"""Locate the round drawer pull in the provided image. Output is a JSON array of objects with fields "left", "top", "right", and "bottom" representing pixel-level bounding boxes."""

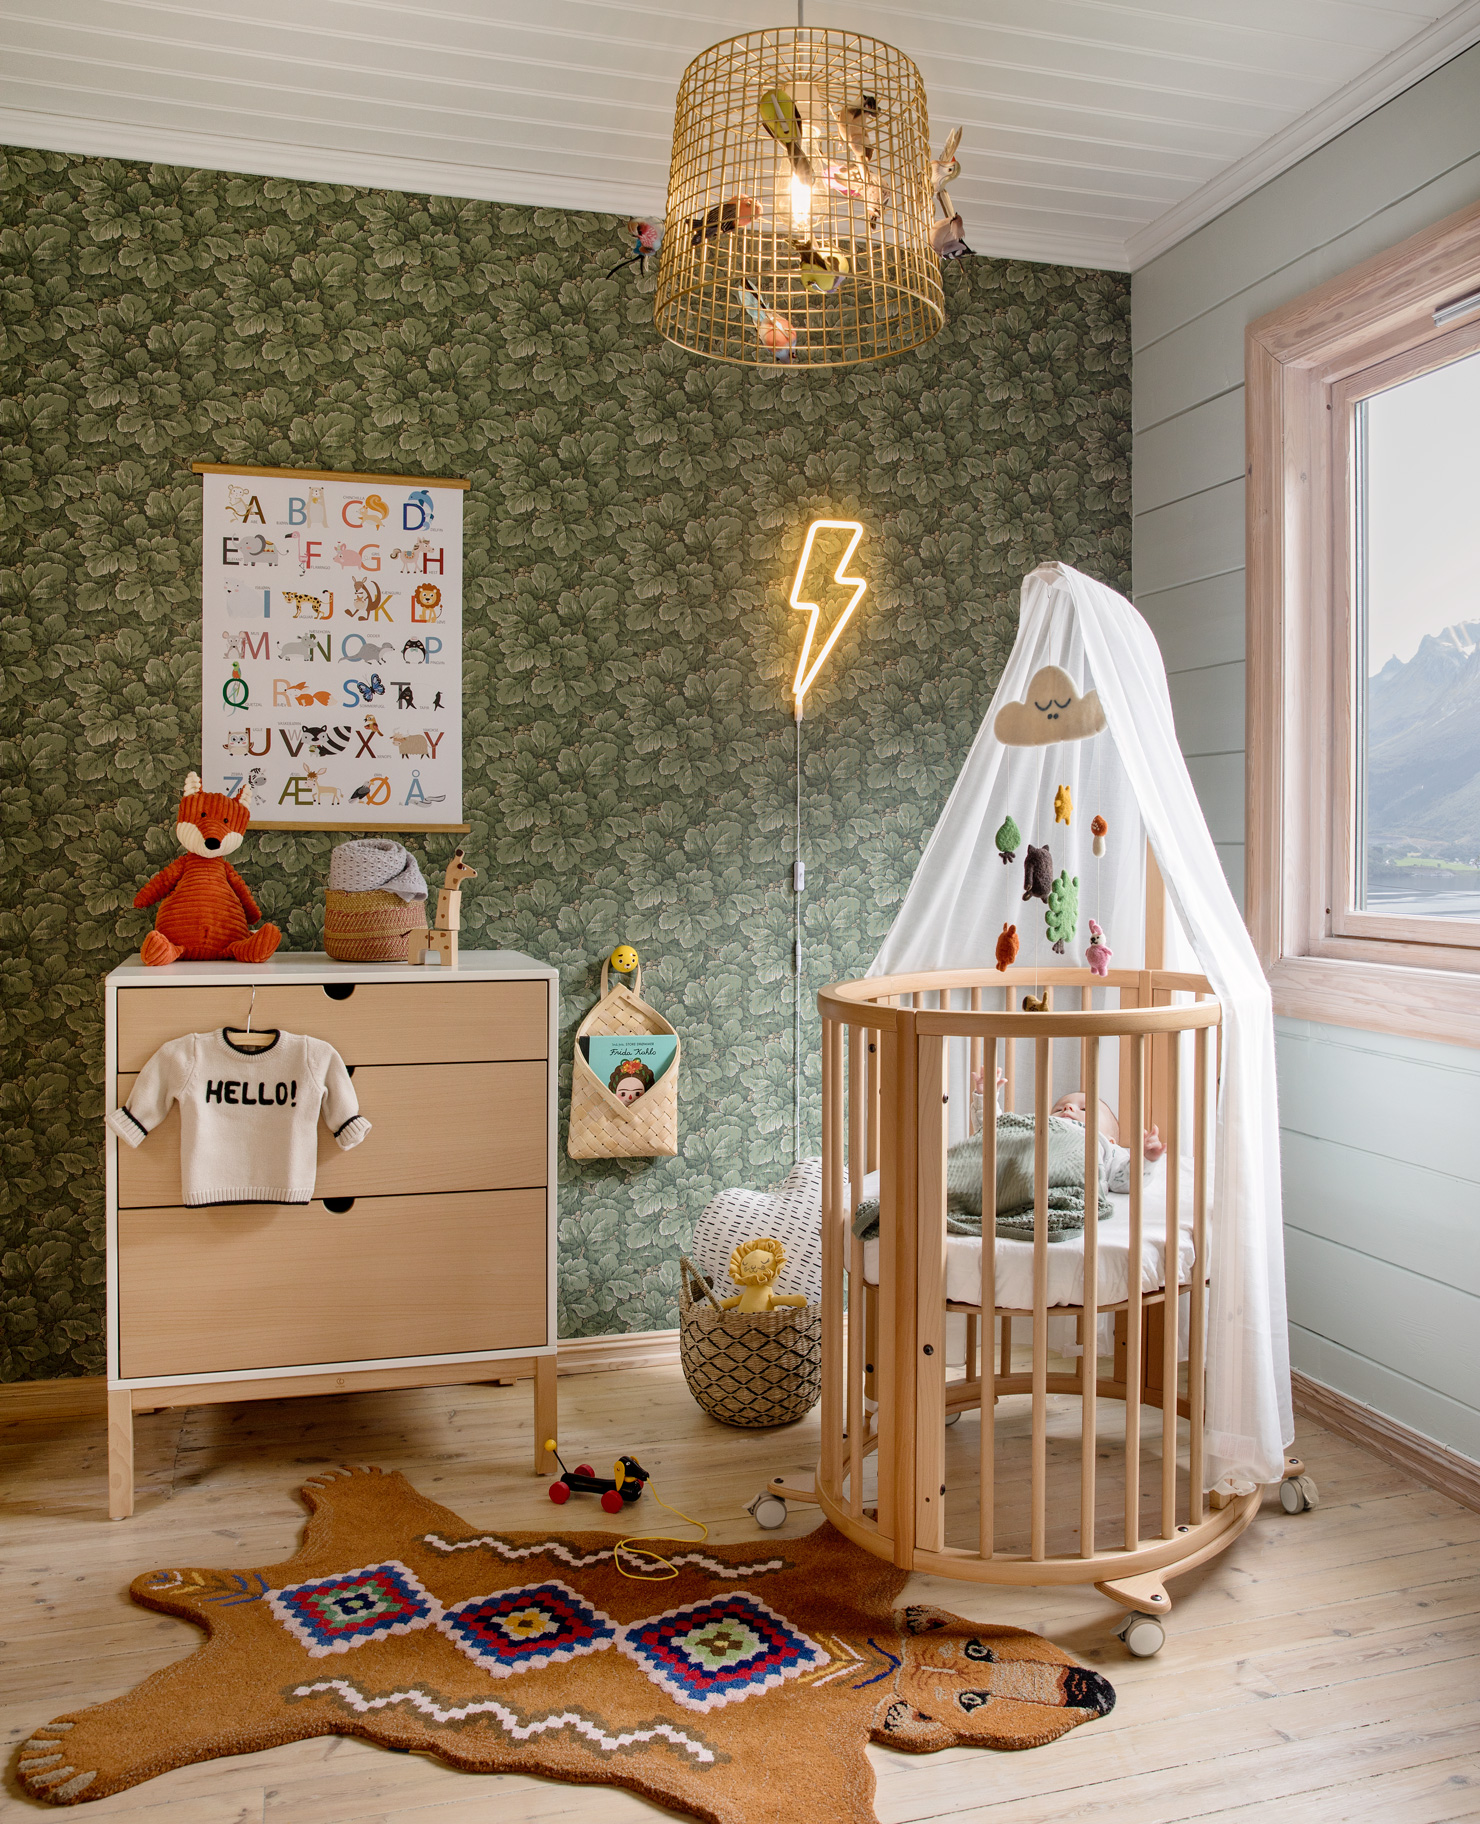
[
  {"left": 323, "top": 984, "right": 356, "bottom": 1001},
  {"left": 323, "top": 1197, "right": 355, "bottom": 1214}
]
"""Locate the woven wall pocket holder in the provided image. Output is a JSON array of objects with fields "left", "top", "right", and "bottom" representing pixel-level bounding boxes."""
[{"left": 567, "top": 959, "right": 680, "bottom": 1160}]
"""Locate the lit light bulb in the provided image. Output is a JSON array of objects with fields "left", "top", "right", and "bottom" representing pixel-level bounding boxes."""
[{"left": 789, "top": 171, "right": 812, "bottom": 226}]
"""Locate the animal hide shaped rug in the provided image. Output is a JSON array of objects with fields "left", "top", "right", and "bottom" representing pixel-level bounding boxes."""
[{"left": 15, "top": 1467, "right": 1115, "bottom": 1821}]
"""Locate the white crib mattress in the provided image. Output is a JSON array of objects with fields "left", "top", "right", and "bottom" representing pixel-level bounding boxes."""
[{"left": 858, "top": 1166, "right": 1194, "bottom": 1311}]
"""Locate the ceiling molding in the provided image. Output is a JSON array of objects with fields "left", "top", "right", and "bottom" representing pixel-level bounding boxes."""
[
  {"left": 964, "top": 225, "right": 1129, "bottom": 273},
  {"left": 1124, "top": 0, "right": 1480, "bottom": 270},
  {"left": 0, "top": 106, "right": 666, "bottom": 222}
]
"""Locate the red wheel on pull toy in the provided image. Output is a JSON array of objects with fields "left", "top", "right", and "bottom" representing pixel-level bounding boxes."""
[
  {"left": 548, "top": 1481, "right": 571, "bottom": 1504},
  {"left": 600, "top": 1489, "right": 624, "bottom": 1515},
  {"left": 574, "top": 1465, "right": 595, "bottom": 1478}
]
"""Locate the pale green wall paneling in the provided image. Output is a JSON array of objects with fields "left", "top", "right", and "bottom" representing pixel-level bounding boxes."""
[
  {"left": 0, "top": 147, "right": 1132, "bottom": 1381},
  {"left": 1133, "top": 48, "right": 1480, "bottom": 1462},
  {"left": 1167, "top": 660, "right": 1243, "bottom": 759}
]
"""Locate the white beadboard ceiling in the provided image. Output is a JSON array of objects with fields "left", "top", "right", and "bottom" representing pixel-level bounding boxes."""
[{"left": 3, "top": 0, "right": 1480, "bottom": 271}]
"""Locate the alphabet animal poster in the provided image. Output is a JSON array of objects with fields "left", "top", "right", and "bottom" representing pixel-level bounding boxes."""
[{"left": 196, "top": 463, "right": 467, "bottom": 831}]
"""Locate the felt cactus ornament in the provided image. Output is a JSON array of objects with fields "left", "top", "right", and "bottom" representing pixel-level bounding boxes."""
[
  {"left": 1045, "top": 870, "right": 1079, "bottom": 954},
  {"left": 1021, "top": 843, "right": 1053, "bottom": 904},
  {"left": 994, "top": 815, "right": 1020, "bottom": 865}
]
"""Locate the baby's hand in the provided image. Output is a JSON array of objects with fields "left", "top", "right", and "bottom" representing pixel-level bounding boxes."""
[{"left": 1143, "top": 1125, "right": 1166, "bottom": 1163}]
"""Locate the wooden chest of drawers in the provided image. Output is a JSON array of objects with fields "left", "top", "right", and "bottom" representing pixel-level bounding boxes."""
[{"left": 103, "top": 951, "right": 559, "bottom": 1519}]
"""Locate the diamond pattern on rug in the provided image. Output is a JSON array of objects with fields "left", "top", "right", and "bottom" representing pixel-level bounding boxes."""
[
  {"left": 617, "top": 1593, "right": 824, "bottom": 1713},
  {"left": 268, "top": 1561, "right": 442, "bottom": 1657},
  {"left": 437, "top": 1580, "right": 616, "bottom": 1678}
]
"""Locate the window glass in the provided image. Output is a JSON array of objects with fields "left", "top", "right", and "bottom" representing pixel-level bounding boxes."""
[{"left": 1355, "top": 347, "right": 1480, "bottom": 918}]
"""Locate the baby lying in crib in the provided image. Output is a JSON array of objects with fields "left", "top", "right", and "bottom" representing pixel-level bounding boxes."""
[
  {"left": 1048, "top": 1091, "right": 1166, "bottom": 1192},
  {"left": 852, "top": 1076, "right": 1164, "bottom": 1245}
]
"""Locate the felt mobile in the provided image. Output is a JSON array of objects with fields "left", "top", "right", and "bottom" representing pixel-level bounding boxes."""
[
  {"left": 1046, "top": 871, "right": 1079, "bottom": 955},
  {"left": 1021, "top": 843, "right": 1053, "bottom": 905},
  {"left": 994, "top": 814, "right": 1020, "bottom": 864},
  {"left": 994, "top": 922, "right": 1019, "bottom": 972},
  {"left": 1091, "top": 813, "right": 1108, "bottom": 857}
]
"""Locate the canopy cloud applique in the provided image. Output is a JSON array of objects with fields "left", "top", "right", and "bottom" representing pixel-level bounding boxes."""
[{"left": 993, "top": 665, "right": 1107, "bottom": 746}]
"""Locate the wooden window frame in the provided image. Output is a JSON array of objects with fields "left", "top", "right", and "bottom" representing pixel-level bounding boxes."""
[{"left": 1246, "top": 196, "right": 1480, "bottom": 1049}]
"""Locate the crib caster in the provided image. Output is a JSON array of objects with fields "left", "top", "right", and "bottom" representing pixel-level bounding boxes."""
[
  {"left": 1117, "top": 1612, "right": 1165, "bottom": 1658},
  {"left": 748, "top": 1492, "right": 788, "bottom": 1530},
  {"left": 945, "top": 1411, "right": 962, "bottom": 1427},
  {"left": 1279, "top": 1474, "right": 1319, "bottom": 1514}
]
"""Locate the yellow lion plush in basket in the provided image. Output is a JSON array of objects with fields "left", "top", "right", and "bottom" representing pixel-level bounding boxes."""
[{"left": 717, "top": 1237, "right": 811, "bottom": 1314}]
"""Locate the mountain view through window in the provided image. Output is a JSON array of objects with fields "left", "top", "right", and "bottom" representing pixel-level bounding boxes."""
[{"left": 1357, "top": 344, "right": 1480, "bottom": 920}]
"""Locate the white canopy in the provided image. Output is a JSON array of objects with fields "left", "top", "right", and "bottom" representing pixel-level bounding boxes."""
[{"left": 870, "top": 561, "right": 1292, "bottom": 1488}]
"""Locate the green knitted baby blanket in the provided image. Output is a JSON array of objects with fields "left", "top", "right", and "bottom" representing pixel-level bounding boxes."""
[{"left": 851, "top": 1114, "right": 1112, "bottom": 1243}]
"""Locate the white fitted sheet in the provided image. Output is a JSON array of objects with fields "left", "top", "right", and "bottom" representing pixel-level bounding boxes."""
[{"left": 858, "top": 1165, "right": 1194, "bottom": 1311}]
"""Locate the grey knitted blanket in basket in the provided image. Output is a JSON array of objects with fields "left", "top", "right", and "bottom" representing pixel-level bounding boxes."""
[
  {"left": 850, "top": 1113, "right": 1113, "bottom": 1244},
  {"left": 327, "top": 839, "right": 428, "bottom": 901}
]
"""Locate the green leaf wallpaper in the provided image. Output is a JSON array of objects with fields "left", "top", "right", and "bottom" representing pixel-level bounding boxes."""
[{"left": 0, "top": 146, "right": 1130, "bottom": 1380}]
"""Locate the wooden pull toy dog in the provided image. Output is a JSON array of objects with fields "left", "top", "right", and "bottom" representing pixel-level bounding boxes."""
[
  {"left": 133, "top": 773, "right": 282, "bottom": 966},
  {"left": 407, "top": 847, "right": 477, "bottom": 967}
]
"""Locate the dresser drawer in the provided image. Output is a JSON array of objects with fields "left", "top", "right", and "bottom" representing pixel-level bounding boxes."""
[
  {"left": 115, "top": 1062, "right": 546, "bottom": 1208},
  {"left": 117, "top": 1189, "right": 547, "bottom": 1377},
  {"left": 115, "top": 980, "right": 547, "bottom": 1071}
]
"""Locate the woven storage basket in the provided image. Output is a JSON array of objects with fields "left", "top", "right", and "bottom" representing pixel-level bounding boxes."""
[
  {"left": 568, "top": 961, "right": 679, "bottom": 1159},
  {"left": 323, "top": 888, "right": 427, "bottom": 963},
  {"left": 678, "top": 1256, "right": 822, "bottom": 1429}
]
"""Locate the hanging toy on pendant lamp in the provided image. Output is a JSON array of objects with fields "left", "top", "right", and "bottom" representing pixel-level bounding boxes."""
[{"left": 739, "top": 280, "right": 797, "bottom": 361}]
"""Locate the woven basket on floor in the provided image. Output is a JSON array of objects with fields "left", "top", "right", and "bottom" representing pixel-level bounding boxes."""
[
  {"left": 679, "top": 1256, "right": 822, "bottom": 1429},
  {"left": 323, "top": 888, "right": 427, "bottom": 962},
  {"left": 568, "top": 961, "right": 680, "bottom": 1159}
]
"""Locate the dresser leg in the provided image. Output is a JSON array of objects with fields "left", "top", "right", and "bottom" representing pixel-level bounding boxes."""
[
  {"left": 534, "top": 1354, "right": 558, "bottom": 1476},
  {"left": 108, "top": 1390, "right": 134, "bottom": 1520}
]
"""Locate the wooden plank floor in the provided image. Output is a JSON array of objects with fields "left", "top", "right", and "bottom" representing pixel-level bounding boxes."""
[{"left": 3, "top": 1364, "right": 1479, "bottom": 1823}]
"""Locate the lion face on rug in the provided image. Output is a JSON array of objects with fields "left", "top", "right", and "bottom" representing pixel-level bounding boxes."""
[{"left": 871, "top": 1603, "right": 1115, "bottom": 1753}]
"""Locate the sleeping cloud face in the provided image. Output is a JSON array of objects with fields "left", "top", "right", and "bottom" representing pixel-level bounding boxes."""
[{"left": 993, "top": 665, "right": 1106, "bottom": 746}]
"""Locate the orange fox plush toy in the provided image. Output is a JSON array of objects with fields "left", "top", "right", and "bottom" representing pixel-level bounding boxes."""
[{"left": 134, "top": 773, "right": 282, "bottom": 966}]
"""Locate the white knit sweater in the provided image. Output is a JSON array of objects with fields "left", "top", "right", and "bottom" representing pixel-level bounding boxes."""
[{"left": 106, "top": 1029, "right": 371, "bottom": 1206}]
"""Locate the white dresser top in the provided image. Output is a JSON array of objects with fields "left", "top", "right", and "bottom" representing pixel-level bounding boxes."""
[{"left": 106, "top": 950, "right": 557, "bottom": 987}]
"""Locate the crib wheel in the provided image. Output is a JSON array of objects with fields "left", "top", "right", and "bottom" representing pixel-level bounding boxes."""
[
  {"left": 1117, "top": 1613, "right": 1165, "bottom": 1658},
  {"left": 945, "top": 1411, "right": 962, "bottom": 1427},
  {"left": 1279, "top": 1474, "right": 1319, "bottom": 1514},
  {"left": 748, "top": 1492, "right": 788, "bottom": 1530}
]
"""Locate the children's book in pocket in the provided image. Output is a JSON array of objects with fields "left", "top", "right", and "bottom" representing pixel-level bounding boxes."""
[{"left": 587, "top": 1034, "right": 677, "bottom": 1106}]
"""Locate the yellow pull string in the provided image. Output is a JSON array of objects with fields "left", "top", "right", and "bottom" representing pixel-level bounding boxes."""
[{"left": 615, "top": 1479, "right": 709, "bottom": 1581}]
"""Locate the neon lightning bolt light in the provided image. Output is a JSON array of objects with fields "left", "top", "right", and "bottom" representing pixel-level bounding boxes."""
[{"left": 789, "top": 519, "right": 867, "bottom": 717}]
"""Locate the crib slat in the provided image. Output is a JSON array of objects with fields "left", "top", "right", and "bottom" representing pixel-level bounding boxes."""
[
  {"left": 1189, "top": 1021, "right": 1211, "bottom": 1524},
  {"left": 821, "top": 1017, "right": 844, "bottom": 1502},
  {"left": 915, "top": 1033, "right": 948, "bottom": 1554},
  {"left": 848, "top": 1024, "right": 866, "bottom": 1520},
  {"left": 1080, "top": 1036, "right": 1100, "bottom": 1559},
  {"left": 979, "top": 1078, "right": 997, "bottom": 1560},
  {"left": 1004, "top": 987, "right": 1016, "bottom": 1113},
  {"left": 969, "top": 986, "right": 982, "bottom": 1136},
  {"left": 878, "top": 1025, "right": 904, "bottom": 1557},
  {"left": 1031, "top": 1036, "right": 1050, "bottom": 1561},
  {"left": 1162, "top": 1030, "right": 1181, "bottom": 1539},
  {"left": 867, "top": 1023, "right": 880, "bottom": 1176},
  {"left": 1125, "top": 1032, "right": 1145, "bottom": 1552}
]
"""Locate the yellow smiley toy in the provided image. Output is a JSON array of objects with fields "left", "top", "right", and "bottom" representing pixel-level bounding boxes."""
[{"left": 609, "top": 944, "right": 639, "bottom": 976}]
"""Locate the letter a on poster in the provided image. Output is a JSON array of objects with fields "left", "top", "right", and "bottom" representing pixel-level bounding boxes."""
[{"left": 194, "top": 463, "right": 467, "bottom": 830}]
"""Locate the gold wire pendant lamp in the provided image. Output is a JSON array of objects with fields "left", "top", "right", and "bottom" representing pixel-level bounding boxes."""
[{"left": 654, "top": 27, "right": 944, "bottom": 369}]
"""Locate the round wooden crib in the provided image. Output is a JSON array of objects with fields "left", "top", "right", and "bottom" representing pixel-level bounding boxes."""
[{"left": 761, "top": 946, "right": 1296, "bottom": 1651}]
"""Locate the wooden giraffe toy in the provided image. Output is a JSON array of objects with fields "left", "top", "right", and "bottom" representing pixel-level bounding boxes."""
[{"left": 407, "top": 848, "right": 477, "bottom": 967}]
